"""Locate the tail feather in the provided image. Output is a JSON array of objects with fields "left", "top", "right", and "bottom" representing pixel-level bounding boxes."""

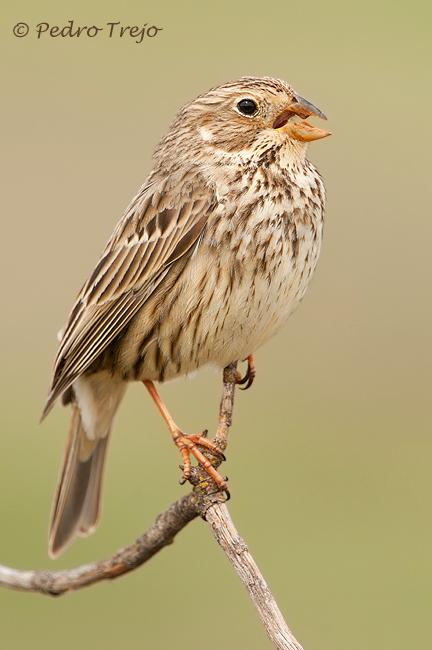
[
  {"left": 48, "top": 372, "right": 126, "bottom": 558},
  {"left": 48, "top": 406, "right": 110, "bottom": 558}
]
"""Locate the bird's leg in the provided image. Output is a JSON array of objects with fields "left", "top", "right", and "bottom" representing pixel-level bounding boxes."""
[
  {"left": 235, "top": 354, "right": 256, "bottom": 390},
  {"left": 142, "top": 380, "right": 228, "bottom": 494}
]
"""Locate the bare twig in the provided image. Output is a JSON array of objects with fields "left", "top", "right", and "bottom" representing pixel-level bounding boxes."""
[
  {"left": 0, "top": 493, "right": 198, "bottom": 595},
  {"left": 0, "top": 361, "right": 305, "bottom": 650},
  {"left": 215, "top": 362, "right": 238, "bottom": 447},
  {"left": 205, "top": 502, "right": 304, "bottom": 650}
]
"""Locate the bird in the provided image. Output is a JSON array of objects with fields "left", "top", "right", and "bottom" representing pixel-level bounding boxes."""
[{"left": 42, "top": 76, "right": 331, "bottom": 558}]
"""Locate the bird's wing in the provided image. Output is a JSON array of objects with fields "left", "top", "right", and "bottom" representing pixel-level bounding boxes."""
[{"left": 42, "top": 170, "right": 216, "bottom": 419}]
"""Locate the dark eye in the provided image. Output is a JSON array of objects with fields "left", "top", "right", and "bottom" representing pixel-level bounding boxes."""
[{"left": 237, "top": 99, "right": 258, "bottom": 116}]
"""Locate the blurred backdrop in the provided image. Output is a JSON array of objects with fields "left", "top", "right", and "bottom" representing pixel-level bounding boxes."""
[{"left": 1, "top": 1, "right": 431, "bottom": 648}]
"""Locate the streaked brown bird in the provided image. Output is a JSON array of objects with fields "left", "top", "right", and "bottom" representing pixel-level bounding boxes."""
[{"left": 42, "top": 76, "right": 330, "bottom": 557}]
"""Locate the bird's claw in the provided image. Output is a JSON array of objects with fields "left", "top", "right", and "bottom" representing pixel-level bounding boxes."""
[
  {"left": 236, "top": 355, "right": 256, "bottom": 390},
  {"left": 175, "top": 433, "right": 228, "bottom": 494}
]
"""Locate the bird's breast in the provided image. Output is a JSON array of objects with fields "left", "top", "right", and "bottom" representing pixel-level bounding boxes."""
[{"left": 121, "top": 162, "right": 324, "bottom": 383}]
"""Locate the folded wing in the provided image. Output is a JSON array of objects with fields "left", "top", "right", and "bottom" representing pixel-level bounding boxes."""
[{"left": 42, "top": 170, "right": 216, "bottom": 418}]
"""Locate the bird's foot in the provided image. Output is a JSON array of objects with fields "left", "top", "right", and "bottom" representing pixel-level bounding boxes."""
[
  {"left": 175, "top": 433, "right": 229, "bottom": 498},
  {"left": 236, "top": 354, "right": 256, "bottom": 390},
  {"left": 143, "top": 380, "right": 229, "bottom": 497}
]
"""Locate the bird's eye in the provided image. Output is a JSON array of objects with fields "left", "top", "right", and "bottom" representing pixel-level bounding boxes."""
[{"left": 237, "top": 99, "right": 258, "bottom": 116}]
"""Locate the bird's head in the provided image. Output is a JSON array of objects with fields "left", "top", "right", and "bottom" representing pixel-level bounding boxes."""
[{"left": 156, "top": 77, "right": 330, "bottom": 165}]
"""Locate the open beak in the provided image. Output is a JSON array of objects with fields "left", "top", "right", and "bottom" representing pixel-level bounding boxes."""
[{"left": 273, "top": 93, "right": 331, "bottom": 142}]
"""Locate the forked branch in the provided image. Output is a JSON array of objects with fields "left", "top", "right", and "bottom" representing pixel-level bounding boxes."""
[{"left": 0, "top": 362, "right": 305, "bottom": 650}]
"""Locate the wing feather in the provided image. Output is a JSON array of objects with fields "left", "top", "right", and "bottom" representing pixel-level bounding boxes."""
[{"left": 42, "top": 171, "right": 216, "bottom": 419}]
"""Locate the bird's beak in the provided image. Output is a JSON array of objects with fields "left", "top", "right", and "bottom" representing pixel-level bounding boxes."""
[
  {"left": 273, "top": 93, "right": 331, "bottom": 142},
  {"left": 291, "top": 93, "right": 327, "bottom": 120},
  {"left": 283, "top": 120, "right": 331, "bottom": 142}
]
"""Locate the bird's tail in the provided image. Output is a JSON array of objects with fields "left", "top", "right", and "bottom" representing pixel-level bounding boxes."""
[{"left": 48, "top": 374, "right": 125, "bottom": 558}]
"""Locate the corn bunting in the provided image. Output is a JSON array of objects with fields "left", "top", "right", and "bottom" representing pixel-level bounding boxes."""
[{"left": 42, "top": 76, "right": 330, "bottom": 557}]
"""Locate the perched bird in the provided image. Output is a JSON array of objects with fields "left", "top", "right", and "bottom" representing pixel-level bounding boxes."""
[{"left": 42, "top": 76, "right": 330, "bottom": 558}]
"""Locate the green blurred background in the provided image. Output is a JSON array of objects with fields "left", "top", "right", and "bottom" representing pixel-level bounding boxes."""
[{"left": 1, "top": 0, "right": 431, "bottom": 648}]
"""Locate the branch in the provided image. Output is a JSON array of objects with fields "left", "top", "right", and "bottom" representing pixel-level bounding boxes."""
[
  {"left": 0, "top": 493, "right": 198, "bottom": 595},
  {"left": 0, "top": 361, "right": 305, "bottom": 650},
  {"left": 205, "top": 502, "right": 304, "bottom": 650}
]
